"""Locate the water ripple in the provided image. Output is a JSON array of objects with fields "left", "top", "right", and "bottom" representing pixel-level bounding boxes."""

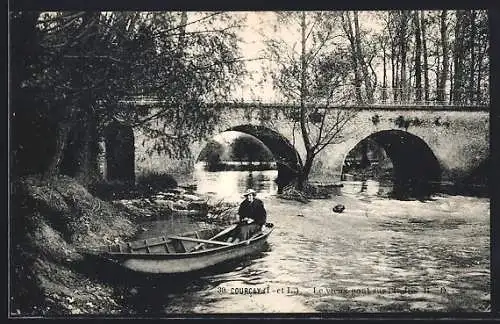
[{"left": 125, "top": 176, "right": 489, "bottom": 314}]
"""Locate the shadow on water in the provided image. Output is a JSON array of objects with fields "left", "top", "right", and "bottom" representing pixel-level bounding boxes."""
[
  {"left": 378, "top": 218, "right": 468, "bottom": 232},
  {"left": 75, "top": 243, "right": 271, "bottom": 315},
  {"left": 343, "top": 177, "right": 488, "bottom": 201},
  {"left": 122, "top": 246, "right": 271, "bottom": 314}
]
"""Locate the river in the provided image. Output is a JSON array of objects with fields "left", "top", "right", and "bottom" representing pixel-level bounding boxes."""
[{"left": 123, "top": 166, "right": 490, "bottom": 314}]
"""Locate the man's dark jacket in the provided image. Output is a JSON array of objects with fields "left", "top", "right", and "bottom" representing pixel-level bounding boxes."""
[{"left": 238, "top": 198, "right": 267, "bottom": 225}]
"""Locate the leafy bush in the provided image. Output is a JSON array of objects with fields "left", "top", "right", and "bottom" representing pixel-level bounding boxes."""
[{"left": 136, "top": 172, "right": 178, "bottom": 193}]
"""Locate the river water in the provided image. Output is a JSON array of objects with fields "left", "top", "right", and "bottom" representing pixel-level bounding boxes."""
[{"left": 124, "top": 166, "right": 490, "bottom": 314}]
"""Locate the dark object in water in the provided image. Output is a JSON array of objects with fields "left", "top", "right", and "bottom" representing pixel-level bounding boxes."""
[{"left": 332, "top": 204, "right": 345, "bottom": 213}]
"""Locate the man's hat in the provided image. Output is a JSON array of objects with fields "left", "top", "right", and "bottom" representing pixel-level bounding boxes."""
[{"left": 242, "top": 189, "right": 257, "bottom": 197}]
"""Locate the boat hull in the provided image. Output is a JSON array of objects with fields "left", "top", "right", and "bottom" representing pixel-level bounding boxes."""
[
  {"left": 122, "top": 236, "right": 269, "bottom": 274},
  {"left": 81, "top": 225, "right": 273, "bottom": 274}
]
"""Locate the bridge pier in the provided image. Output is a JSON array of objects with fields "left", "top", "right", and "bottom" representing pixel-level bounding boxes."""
[
  {"left": 104, "top": 121, "right": 135, "bottom": 184},
  {"left": 126, "top": 105, "right": 488, "bottom": 197}
]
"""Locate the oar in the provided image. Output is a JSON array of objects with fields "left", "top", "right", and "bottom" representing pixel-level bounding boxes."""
[
  {"left": 191, "top": 223, "right": 239, "bottom": 251},
  {"left": 209, "top": 223, "right": 239, "bottom": 241},
  {"left": 167, "top": 235, "right": 233, "bottom": 246}
]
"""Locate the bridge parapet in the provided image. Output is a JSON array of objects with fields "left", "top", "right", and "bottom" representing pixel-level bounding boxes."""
[
  {"left": 122, "top": 85, "right": 489, "bottom": 111},
  {"left": 122, "top": 99, "right": 489, "bottom": 112}
]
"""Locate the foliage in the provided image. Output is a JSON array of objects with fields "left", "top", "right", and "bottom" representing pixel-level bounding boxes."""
[
  {"left": 197, "top": 140, "right": 225, "bottom": 161},
  {"left": 261, "top": 11, "right": 359, "bottom": 189},
  {"left": 10, "top": 11, "right": 247, "bottom": 180},
  {"left": 136, "top": 171, "right": 178, "bottom": 192},
  {"left": 229, "top": 135, "right": 274, "bottom": 163},
  {"left": 261, "top": 10, "right": 488, "bottom": 191},
  {"left": 377, "top": 10, "right": 489, "bottom": 104},
  {"left": 197, "top": 140, "right": 226, "bottom": 171}
]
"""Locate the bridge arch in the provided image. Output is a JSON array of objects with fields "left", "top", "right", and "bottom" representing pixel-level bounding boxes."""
[
  {"left": 197, "top": 124, "right": 302, "bottom": 191},
  {"left": 341, "top": 130, "right": 441, "bottom": 198}
]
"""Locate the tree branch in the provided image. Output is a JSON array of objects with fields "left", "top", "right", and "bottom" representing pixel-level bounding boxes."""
[
  {"left": 162, "top": 25, "right": 244, "bottom": 37},
  {"left": 314, "top": 111, "right": 356, "bottom": 154},
  {"left": 151, "top": 12, "right": 224, "bottom": 37},
  {"left": 62, "top": 54, "right": 144, "bottom": 66},
  {"left": 37, "top": 12, "right": 87, "bottom": 33}
]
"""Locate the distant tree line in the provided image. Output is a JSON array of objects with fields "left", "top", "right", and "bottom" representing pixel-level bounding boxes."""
[
  {"left": 262, "top": 10, "right": 488, "bottom": 191},
  {"left": 372, "top": 10, "right": 488, "bottom": 105},
  {"left": 197, "top": 135, "right": 275, "bottom": 171}
]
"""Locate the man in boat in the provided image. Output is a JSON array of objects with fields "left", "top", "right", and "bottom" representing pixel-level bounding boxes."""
[{"left": 229, "top": 189, "right": 267, "bottom": 243}]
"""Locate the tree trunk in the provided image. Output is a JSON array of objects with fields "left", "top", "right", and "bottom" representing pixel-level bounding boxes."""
[
  {"left": 382, "top": 42, "right": 388, "bottom": 102},
  {"left": 60, "top": 95, "right": 101, "bottom": 186},
  {"left": 414, "top": 11, "right": 422, "bottom": 102},
  {"left": 476, "top": 38, "right": 486, "bottom": 103},
  {"left": 354, "top": 12, "right": 374, "bottom": 103},
  {"left": 178, "top": 11, "right": 188, "bottom": 53},
  {"left": 296, "top": 11, "right": 314, "bottom": 191},
  {"left": 297, "top": 153, "right": 314, "bottom": 190},
  {"left": 64, "top": 13, "right": 102, "bottom": 186},
  {"left": 468, "top": 10, "right": 476, "bottom": 103},
  {"left": 438, "top": 10, "right": 449, "bottom": 103},
  {"left": 391, "top": 41, "right": 396, "bottom": 102},
  {"left": 391, "top": 13, "right": 400, "bottom": 102},
  {"left": 396, "top": 11, "right": 409, "bottom": 102},
  {"left": 395, "top": 53, "right": 400, "bottom": 102},
  {"left": 477, "top": 11, "right": 488, "bottom": 104},
  {"left": 44, "top": 124, "right": 71, "bottom": 179},
  {"left": 420, "top": 11, "right": 430, "bottom": 102},
  {"left": 104, "top": 121, "right": 136, "bottom": 184},
  {"left": 388, "top": 12, "right": 397, "bottom": 102},
  {"left": 435, "top": 55, "right": 440, "bottom": 100},
  {"left": 449, "top": 61, "right": 454, "bottom": 103},
  {"left": 76, "top": 107, "right": 100, "bottom": 185},
  {"left": 342, "top": 12, "right": 363, "bottom": 103},
  {"left": 453, "top": 10, "right": 465, "bottom": 104},
  {"left": 299, "top": 11, "right": 312, "bottom": 188}
]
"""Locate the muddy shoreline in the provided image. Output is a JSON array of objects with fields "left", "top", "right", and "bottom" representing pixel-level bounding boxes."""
[{"left": 10, "top": 175, "right": 239, "bottom": 317}]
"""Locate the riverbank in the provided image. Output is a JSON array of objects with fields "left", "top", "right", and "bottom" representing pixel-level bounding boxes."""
[
  {"left": 10, "top": 172, "right": 490, "bottom": 315},
  {"left": 10, "top": 175, "right": 237, "bottom": 316}
]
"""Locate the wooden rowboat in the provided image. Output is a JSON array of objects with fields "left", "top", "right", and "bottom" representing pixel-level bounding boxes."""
[{"left": 78, "top": 223, "right": 274, "bottom": 274}]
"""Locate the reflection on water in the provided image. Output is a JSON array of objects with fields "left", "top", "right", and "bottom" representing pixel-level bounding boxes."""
[
  {"left": 341, "top": 180, "right": 394, "bottom": 197},
  {"left": 193, "top": 162, "right": 278, "bottom": 203},
  {"left": 124, "top": 167, "right": 490, "bottom": 314}
]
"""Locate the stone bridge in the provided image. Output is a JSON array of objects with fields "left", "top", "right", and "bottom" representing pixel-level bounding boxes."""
[{"left": 109, "top": 103, "right": 489, "bottom": 194}]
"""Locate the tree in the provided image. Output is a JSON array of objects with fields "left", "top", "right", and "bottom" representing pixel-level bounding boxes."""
[
  {"left": 376, "top": 10, "right": 488, "bottom": 106},
  {"left": 450, "top": 10, "right": 489, "bottom": 105},
  {"left": 341, "top": 11, "right": 377, "bottom": 104},
  {"left": 10, "top": 11, "right": 247, "bottom": 185},
  {"left": 437, "top": 10, "right": 449, "bottom": 103},
  {"left": 396, "top": 11, "right": 412, "bottom": 102},
  {"left": 230, "top": 135, "right": 274, "bottom": 164},
  {"left": 197, "top": 140, "right": 225, "bottom": 171},
  {"left": 414, "top": 10, "right": 423, "bottom": 102},
  {"left": 420, "top": 11, "right": 430, "bottom": 102},
  {"left": 262, "top": 11, "right": 358, "bottom": 190}
]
